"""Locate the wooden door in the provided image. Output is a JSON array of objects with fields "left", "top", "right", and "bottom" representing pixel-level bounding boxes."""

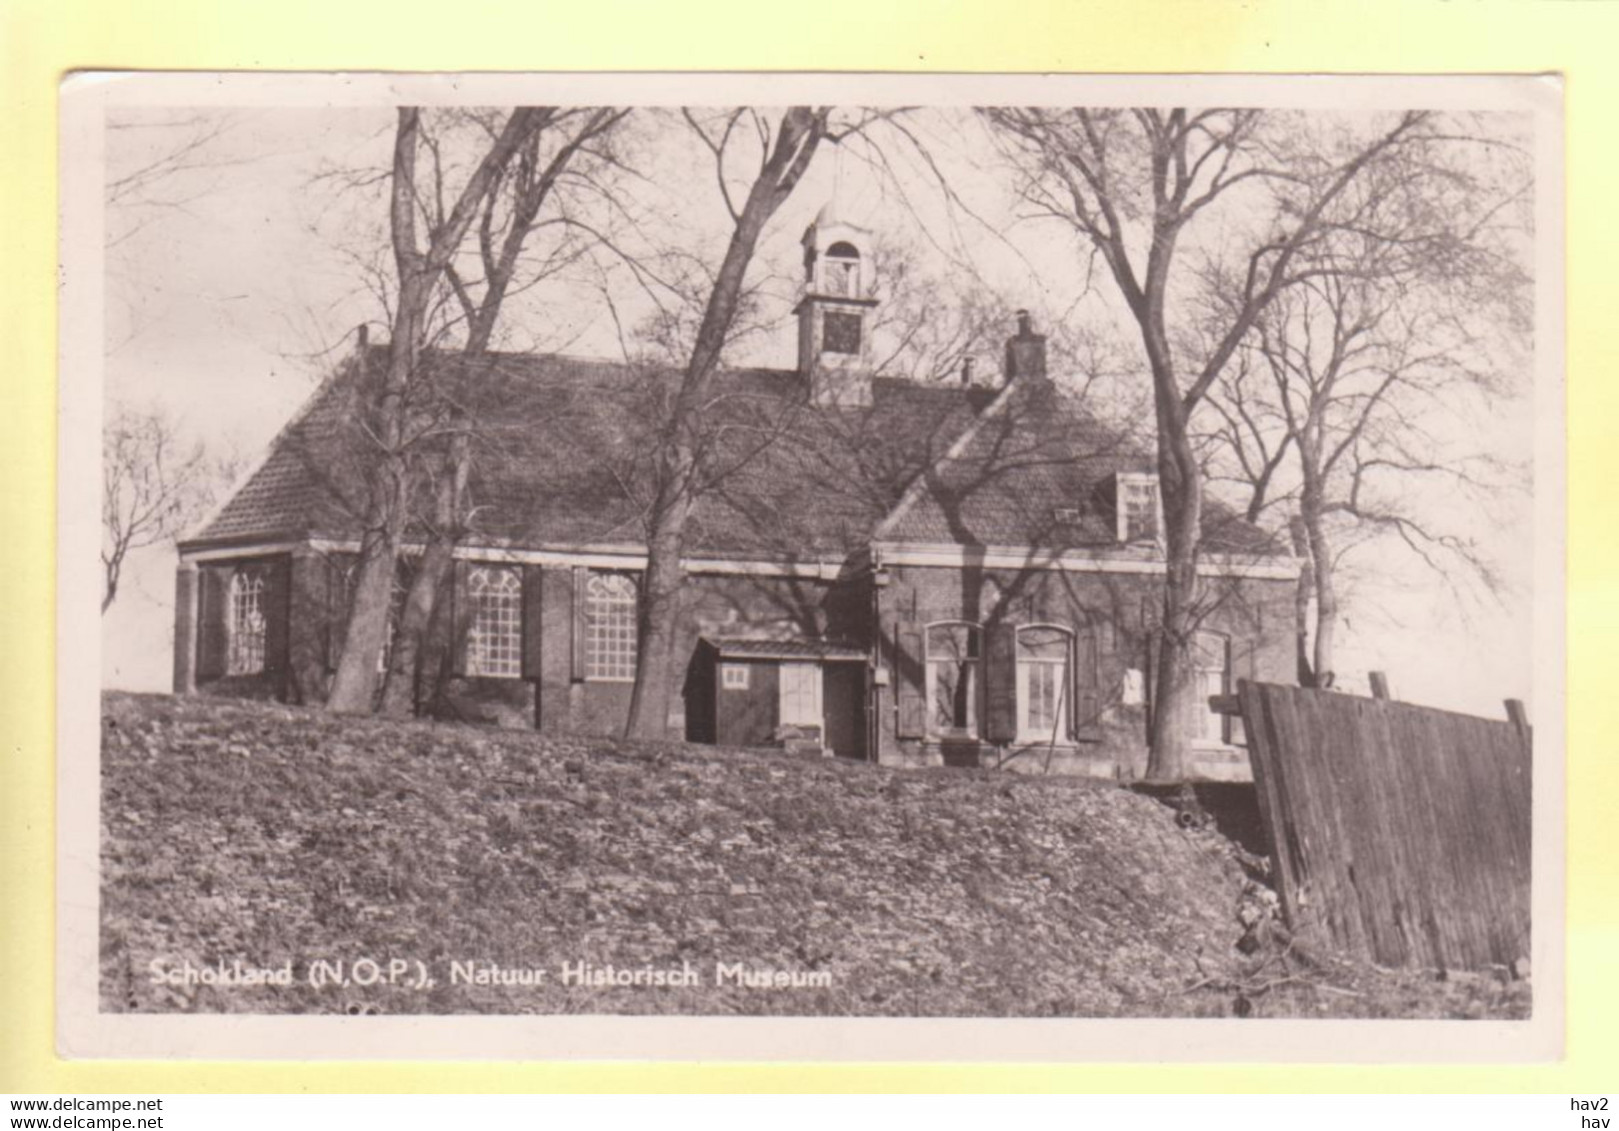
[{"left": 821, "top": 662, "right": 867, "bottom": 760}]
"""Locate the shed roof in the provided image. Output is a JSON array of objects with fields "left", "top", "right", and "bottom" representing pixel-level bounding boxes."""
[{"left": 706, "top": 637, "right": 869, "bottom": 661}]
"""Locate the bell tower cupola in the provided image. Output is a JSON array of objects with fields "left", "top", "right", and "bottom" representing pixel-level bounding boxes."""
[{"left": 795, "top": 200, "right": 878, "bottom": 407}]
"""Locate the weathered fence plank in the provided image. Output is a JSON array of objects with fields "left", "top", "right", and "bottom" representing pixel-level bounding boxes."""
[{"left": 1232, "top": 680, "right": 1531, "bottom": 971}]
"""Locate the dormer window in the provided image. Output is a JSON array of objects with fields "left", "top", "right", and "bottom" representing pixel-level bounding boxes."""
[{"left": 1116, "top": 472, "right": 1161, "bottom": 543}]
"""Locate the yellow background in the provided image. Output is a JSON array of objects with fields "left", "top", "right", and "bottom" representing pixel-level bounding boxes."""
[{"left": 2, "top": 0, "right": 1612, "bottom": 1092}]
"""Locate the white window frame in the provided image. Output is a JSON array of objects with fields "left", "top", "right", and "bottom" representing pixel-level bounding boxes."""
[
  {"left": 821, "top": 244, "right": 861, "bottom": 296},
  {"left": 1015, "top": 624, "right": 1074, "bottom": 744},
  {"left": 778, "top": 662, "right": 823, "bottom": 728},
  {"left": 721, "top": 663, "right": 750, "bottom": 690},
  {"left": 465, "top": 565, "right": 523, "bottom": 678},
  {"left": 1191, "top": 630, "right": 1231, "bottom": 748},
  {"left": 584, "top": 570, "right": 638, "bottom": 683},
  {"left": 226, "top": 566, "right": 267, "bottom": 676},
  {"left": 1116, "top": 471, "right": 1162, "bottom": 544},
  {"left": 925, "top": 621, "right": 982, "bottom": 740}
]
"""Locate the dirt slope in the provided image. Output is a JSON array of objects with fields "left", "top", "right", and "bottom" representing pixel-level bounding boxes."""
[{"left": 99, "top": 692, "right": 1527, "bottom": 1019}]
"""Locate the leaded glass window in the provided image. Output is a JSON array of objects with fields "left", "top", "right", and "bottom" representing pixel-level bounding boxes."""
[
  {"left": 466, "top": 565, "right": 522, "bottom": 678},
  {"left": 227, "top": 567, "right": 267, "bottom": 675},
  {"left": 585, "top": 572, "right": 638, "bottom": 682}
]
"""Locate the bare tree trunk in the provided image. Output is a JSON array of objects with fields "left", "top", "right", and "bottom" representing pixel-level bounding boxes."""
[
  {"left": 622, "top": 107, "right": 827, "bottom": 739},
  {"left": 328, "top": 107, "right": 541, "bottom": 714},
  {"left": 378, "top": 220, "right": 531, "bottom": 718},
  {"left": 378, "top": 422, "right": 467, "bottom": 716},
  {"left": 980, "top": 107, "right": 1430, "bottom": 780},
  {"left": 1305, "top": 507, "right": 1339, "bottom": 688},
  {"left": 327, "top": 271, "right": 424, "bottom": 713},
  {"left": 1146, "top": 407, "right": 1201, "bottom": 782},
  {"left": 375, "top": 109, "right": 624, "bottom": 717},
  {"left": 619, "top": 251, "right": 747, "bottom": 738},
  {"left": 1288, "top": 515, "right": 1317, "bottom": 687},
  {"left": 624, "top": 512, "right": 690, "bottom": 737},
  {"left": 103, "top": 558, "right": 121, "bottom": 614}
]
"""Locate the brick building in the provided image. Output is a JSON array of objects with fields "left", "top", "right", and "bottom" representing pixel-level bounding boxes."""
[{"left": 174, "top": 207, "right": 1297, "bottom": 781}]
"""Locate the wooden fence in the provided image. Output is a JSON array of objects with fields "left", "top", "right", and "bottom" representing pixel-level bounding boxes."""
[{"left": 1227, "top": 680, "right": 1532, "bottom": 972}]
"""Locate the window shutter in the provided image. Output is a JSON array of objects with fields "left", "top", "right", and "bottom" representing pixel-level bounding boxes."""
[
  {"left": 322, "top": 555, "right": 350, "bottom": 671},
  {"left": 1073, "top": 626, "right": 1102, "bottom": 743},
  {"left": 262, "top": 556, "right": 292, "bottom": 692},
  {"left": 195, "top": 564, "right": 231, "bottom": 681},
  {"left": 521, "top": 564, "right": 544, "bottom": 680},
  {"left": 570, "top": 566, "right": 588, "bottom": 682},
  {"left": 894, "top": 620, "right": 926, "bottom": 739},
  {"left": 449, "top": 560, "right": 472, "bottom": 678},
  {"left": 1145, "top": 633, "right": 1161, "bottom": 744},
  {"left": 1226, "top": 634, "right": 1255, "bottom": 746},
  {"left": 984, "top": 622, "right": 1018, "bottom": 745}
]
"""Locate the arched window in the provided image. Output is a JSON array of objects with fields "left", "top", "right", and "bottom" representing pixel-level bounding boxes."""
[
  {"left": 1191, "top": 631, "right": 1230, "bottom": 744},
  {"left": 585, "top": 571, "right": 638, "bottom": 682},
  {"left": 466, "top": 565, "right": 522, "bottom": 678},
  {"left": 821, "top": 241, "right": 861, "bottom": 297},
  {"left": 227, "top": 567, "right": 267, "bottom": 675},
  {"left": 925, "top": 621, "right": 981, "bottom": 737},
  {"left": 1016, "top": 624, "right": 1074, "bottom": 742}
]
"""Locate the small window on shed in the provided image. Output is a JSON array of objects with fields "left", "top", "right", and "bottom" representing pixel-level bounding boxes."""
[{"left": 722, "top": 663, "right": 750, "bottom": 690}]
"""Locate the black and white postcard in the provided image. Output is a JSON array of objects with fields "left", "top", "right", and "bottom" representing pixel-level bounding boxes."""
[{"left": 58, "top": 71, "right": 1565, "bottom": 1060}]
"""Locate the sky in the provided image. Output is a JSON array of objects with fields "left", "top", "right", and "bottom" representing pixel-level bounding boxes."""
[{"left": 96, "top": 101, "right": 1539, "bottom": 721}]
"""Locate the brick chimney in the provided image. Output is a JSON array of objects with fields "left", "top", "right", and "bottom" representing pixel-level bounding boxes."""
[{"left": 1004, "top": 309, "right": 1048, "bottom": 385}]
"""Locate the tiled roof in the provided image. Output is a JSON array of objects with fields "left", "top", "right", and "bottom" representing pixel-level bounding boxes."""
[
  {"left": 881, "top": 378, "right": 1283, "bottom": 556},
  {"left": 195, "top": 346, "right": 987, "bottom": 559},
  {"left": 192, "top": 345, "right": 1283, "bottom": 561}
]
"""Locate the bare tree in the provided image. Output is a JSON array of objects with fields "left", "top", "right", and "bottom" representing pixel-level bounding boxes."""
[
  {"left": 105, "top": 112, "right": 247, "bottom": 355},
  {"left": 1207, "top": 211, "right": 1528, "bottom": 687},
  {"left": 102, "top": 406, "right": 230, "bottom": 613},
  {"left": 376, "top": 107, "right": 630, "bottom": 717},
  {"left": 983, "top": 107, "right": 1440, "bottom": 780},
  {"left": 105, "top": 112, "right": 238, "bottom": 242},
  {"left": 620, "top": 107, "right": 842, "bottom": 738},
  {"left": 325, "top": 106, "right": 546, "bottom": 714}
]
